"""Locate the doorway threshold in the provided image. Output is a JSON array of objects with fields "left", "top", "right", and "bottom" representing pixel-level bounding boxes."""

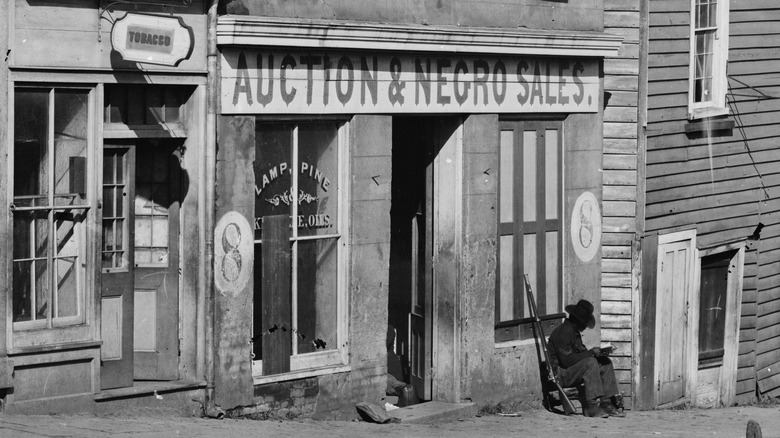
[{"left": 95, "top": 380, "right": 206, "bottom": 402}]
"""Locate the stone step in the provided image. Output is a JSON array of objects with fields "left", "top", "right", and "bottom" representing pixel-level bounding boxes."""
[{"left": 388, "top": 401, "right": 477, "bottom": 424}]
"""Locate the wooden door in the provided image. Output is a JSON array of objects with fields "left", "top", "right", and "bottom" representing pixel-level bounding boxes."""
[
  {"left": 132, "top": 144, "right": 181, "bottom": 380},
  {"left": 655, "top": 237, "right": 695, "bottom": 406},
  {"left": 409, "top": 136, "right": 434, "bottom": 402},
  {"left": 100, "top": 146, "right": 135, "bottom": 390}
]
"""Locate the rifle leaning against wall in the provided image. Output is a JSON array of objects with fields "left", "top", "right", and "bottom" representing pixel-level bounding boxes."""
[{"left": 524, "top": 274, "right": 576, "bottom": 415}]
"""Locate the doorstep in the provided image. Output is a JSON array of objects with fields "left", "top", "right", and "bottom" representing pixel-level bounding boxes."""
[
  {"left": 95, "top": 380, "right": 206, "bottom": 401},
  {"left": 388, "top": 401, "right": 477, "bottom": 424}
]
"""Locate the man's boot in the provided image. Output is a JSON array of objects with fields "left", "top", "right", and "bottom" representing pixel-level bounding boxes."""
[
  {"left": 582, "top": 398, "right": 609, "bottom": 418},
  {"left": 600, "top": 400, "right": 626, "bottom": 417}
]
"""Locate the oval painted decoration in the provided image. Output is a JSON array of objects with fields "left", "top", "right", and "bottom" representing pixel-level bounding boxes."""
[
  {"left": 571, "top": 191, "right": 601, "bottom": 263},
  {"left": 215, "top": 211, "right": 254, "bottom": 296}
]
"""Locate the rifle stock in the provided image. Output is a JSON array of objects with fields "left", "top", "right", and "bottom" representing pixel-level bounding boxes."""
[{"left": 524, "top": 275, "right": 576, "bottom": 415}]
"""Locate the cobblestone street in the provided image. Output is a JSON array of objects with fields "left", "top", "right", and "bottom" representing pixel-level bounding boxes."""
[{"left": 2, "top": 405, "right": 779, "bottom": 438}]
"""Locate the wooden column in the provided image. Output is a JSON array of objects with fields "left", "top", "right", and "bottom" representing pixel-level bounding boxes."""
[{"left": 214, "top": 115, "right": 256, "bottom": 409}]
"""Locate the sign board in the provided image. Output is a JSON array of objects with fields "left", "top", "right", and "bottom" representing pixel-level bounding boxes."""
[
  {"left": 221, "top": 49, "right": 599, "bottom": 114},
  {"left": 111, "top": 13, "right": 194, "bottom": 66}
]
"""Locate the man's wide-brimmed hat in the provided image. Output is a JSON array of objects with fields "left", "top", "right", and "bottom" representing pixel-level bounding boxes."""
[{"left": 565, "top": 299, "right": 596, "bottom": 329}]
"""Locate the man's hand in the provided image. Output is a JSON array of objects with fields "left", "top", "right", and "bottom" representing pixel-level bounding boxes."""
[{"left": 589, "top": 347, "right": 602, "bottom": 357}]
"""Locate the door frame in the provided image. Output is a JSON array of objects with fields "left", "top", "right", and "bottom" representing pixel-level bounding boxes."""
[
  {"left": 692, "top": 243, "right": 744, "bottom": 407},
  {"left": 430, "top": 118, "right": 463, "bottom": 403}
]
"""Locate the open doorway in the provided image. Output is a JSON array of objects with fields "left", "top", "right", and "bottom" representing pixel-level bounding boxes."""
[{"left": 388, "top": 116, "right": 460, "bottom": 403}]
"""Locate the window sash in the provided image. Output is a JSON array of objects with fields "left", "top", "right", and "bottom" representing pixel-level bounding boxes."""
[
  {"left": 689, "top": 0, "right": 729, "bottom": 116},
  {"left": 11, "top": 86, "right": 93, "bottom": 331},
  {"left": 496, "top": 120, "right": 563, "bottom": 341}
]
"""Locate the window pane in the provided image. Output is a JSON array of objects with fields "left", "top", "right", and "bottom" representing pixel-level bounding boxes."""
[
  {"left": 499, "top": 130, "right": 514, "bottom": 223},
  {"left": 135, "top": 218, "right": 152, "bottom": 247},
  {"left": 296, "top": 238, "right": 338, "bottom": 355},
  {"left": 498, "top": 234, "right": 514, "bottom": 321},
  {"left": 297, "top": 123, "right": 339, "bottom": 237},
  {"left": 55, "top": 256, "right": 79, "bottom": 318},
  {"left": 13, "top": 212, "right": 49, "bottom": 322},
  {"left": 255, "top": 124, "right": 294, "bottom": 239},
  {"left": 54, "top": 90, "right": 89, "bottom": 206},
  {"left": 545, "top": 231, "right": 560, "bottom": 315},
  {"left": 14, "top": 89, "right": 49, "bottom": 207},
  {"left": 545, "top": 129, "right": 559, "bottom": 220},
  {"left": 523, "top": 233, "right": 537, "bottom": 318},
  {"left": 522, "top": 131, "right": 537, "bottom": 223}
]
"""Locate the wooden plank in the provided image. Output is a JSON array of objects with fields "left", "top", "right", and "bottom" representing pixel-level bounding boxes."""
[
  {"left": 602, "top": 314, "right": 631, "bottom": 328},
  {"left": 602, "top": 287, "right": 631, "bottom": 301},
  {"left": 604, "top": 123, "right": 637, "bottom": 139},
  {"left": 603, "top": 217, "right": 637, "bottom": 234},
  {"left": 603, "top": 155, "right": 638, "bottom": 171},
  {"left": 603, "top": 138, "right": 638, "bottom": 155},
  {"left": 603, "top": 185, "right": 637, "bottom": 201},
  {"left": 604, "top": 0, "right": 640, "bottom": 12},
  {"left": 603, "top": 301, "right": 631, "bottom": 315},
  {"left": 602, "top": 273, "right": 632, "bottom": 288},
  {"left": 604, "top": 107, "right": 638, "bottom": 123},
  {"left": 602, "top": 232, "right": 635, "bottom": 246},
  {"left": 637, "top": 233, "right": 658, "bottom": 410},
  {"left": 603, "top": 170, "right": 637, "bottom": 186},
  {"left": 603, "top": 259, "right": 632, "bottom": 274},
  {"left": 261, "top": 216, "right": 292, "bottom": 375},
  {"left": 604, "top": 58, "right": 640, "bottom": 75},
  {"left": 602, "top": 245, "right": 632, "bottom": 259}
]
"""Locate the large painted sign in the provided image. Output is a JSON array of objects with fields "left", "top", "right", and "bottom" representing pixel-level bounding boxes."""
[
  {"left": 221, "top": 49, "right": 599, "bottom": 114},
  {"left": 111, "top": 13, "right": 194, "bottom": 66}
]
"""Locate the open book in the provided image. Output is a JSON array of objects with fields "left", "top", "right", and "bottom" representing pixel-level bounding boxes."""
[{"left": 600, "top": 342, "right": 617, "bottom": 356}]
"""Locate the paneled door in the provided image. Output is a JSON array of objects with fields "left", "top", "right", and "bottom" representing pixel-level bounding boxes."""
[
  {"left": 100, "top": 141, "right": 180, "bottom": 388},
  {"left": 654, "top": 231, "right": 696, "bottom": 406}
]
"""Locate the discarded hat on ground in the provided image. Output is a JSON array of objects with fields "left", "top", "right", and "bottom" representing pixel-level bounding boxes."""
[{"left": 566, "top": 299, "right": 596, "bottom": 329}]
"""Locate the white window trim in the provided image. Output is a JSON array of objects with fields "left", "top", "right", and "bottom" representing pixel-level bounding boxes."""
[
  {"left": 688, "top": 0, "right": 730, "bottom": 120},
  {"left": 251, "top": 119, "right": 350, "bottom": 378}
]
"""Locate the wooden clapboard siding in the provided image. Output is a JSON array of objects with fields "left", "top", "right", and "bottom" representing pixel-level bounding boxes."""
[
  {"left": 646, "top": 0, "right": 780, "bottom": 403},
  {"left": 602, "top": 0, "right": 641, "bottom": 405}
]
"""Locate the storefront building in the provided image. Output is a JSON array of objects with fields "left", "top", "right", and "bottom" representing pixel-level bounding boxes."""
[
  {"left": 213, "top": 2, "right": 621, "bottom": 417},
  {"left": 0, "top": 1, "right": 209, "bottom": 413}
]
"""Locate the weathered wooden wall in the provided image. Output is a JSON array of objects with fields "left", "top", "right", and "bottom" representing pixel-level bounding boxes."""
[
  {"left": 646, "top": 0, "right": 780, "bottom": 402},
  {"left": 223, "top": 0, "right": 604, "bottom": 32},
  {"left": 601, "top": 0, "right": 641, "bottom": 408}
]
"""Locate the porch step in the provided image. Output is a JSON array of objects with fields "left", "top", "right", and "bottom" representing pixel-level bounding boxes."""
[{"left": 388, "top": 401, "right": 477, "bottom": 424}]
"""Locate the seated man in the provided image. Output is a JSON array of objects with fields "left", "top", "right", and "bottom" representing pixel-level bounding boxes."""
[{"left": 547, "top": 299, "right": 625, "bottom": 418}]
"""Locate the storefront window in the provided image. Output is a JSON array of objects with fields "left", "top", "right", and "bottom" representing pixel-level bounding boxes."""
[
  {"left": 253, "top": 121, "right": 346, "bottom": 376},
  {"left": 12, "top": 87, "right": 91, "bottom": 329}
]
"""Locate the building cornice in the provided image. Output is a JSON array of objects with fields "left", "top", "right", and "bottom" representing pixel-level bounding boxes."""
[{"left": 217, "top": 16, "right": 623, "bottom": 58}]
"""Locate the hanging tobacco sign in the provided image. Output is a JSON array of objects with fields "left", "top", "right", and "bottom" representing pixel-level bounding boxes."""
[{"left": 111, "top": 13, "right": 194, "bottom": 67}]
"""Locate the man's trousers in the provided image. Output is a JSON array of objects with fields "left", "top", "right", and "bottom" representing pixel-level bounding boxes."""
[{"left": 557, "top": 356, "right": 619, "bottom": 402}]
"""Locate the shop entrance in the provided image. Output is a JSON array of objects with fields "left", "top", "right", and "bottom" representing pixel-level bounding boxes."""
[
  {"left": 389, "top": 116, "right": 460, "bottom": 402},
  {"left": 100, "top": 140, "right": 182, "bottom": 389}
]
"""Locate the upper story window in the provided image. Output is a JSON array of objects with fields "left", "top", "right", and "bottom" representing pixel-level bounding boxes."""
[
  {"left": 12, "top": 86, "right": 94, "bottom": 332},
  {"left": 689, "top": 0, "right": 729, "bottom": 119}
]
